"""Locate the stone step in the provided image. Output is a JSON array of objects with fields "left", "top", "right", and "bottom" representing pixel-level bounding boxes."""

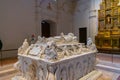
[
  {"left": 96, "top": 64, "right": 120, "bottom": 73},
  {"left": 98, "top": 60, "right": 120, "bottom": 68},
  {"left": 79, "top": 70, "right": 102, "bottom": 80},
  {"left": 0, "top": 64, "right": 14, "bottom": 71},
  {"left": 97, "top": 53, "right": 120, "bottom": 63},
  {"left": 0, "top": 73, "right": 17, "bottom": 80},
  {"left": 0, "top": 68, "right": 17, "bottom": 77},
  {"left": 0, "top": 64, "right": 17, "bottom": 78}
]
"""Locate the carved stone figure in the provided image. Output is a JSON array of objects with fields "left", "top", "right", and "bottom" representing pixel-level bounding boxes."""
[
  {"left": 18, "top": 33, "right": 89, "bottom": 60},
  {"left": 62, "top": 33, "right": 78, "bottom": 43},
  {"left": 18, "top": 39, "right": 29, "bottom": 54},
  {"left": 47, "top": 66, "right": 55, "bottom": 80},
  {"left": 14, "top": 57, "right": 25, "bottom": 77},
  {"left": 42, "top": 37, "right": 47, "bottom": 43},
  {"left": 14, "top": 60, "right": 21, "bottom": 72},
  {"left": 39, "top": 46, "right": 45, "bottom": 58},
  {"left": 44, "top": 44, "right": 57, "bottom": 60},
  {"left": 71, "top": 45, "right": 77, "bottom": 54},
  {"left": 55, "top": 65, "right": 60, "bottom": 80},
  {"left": 73, "top": 36, "right": 78, "bottom": 42},
  {"left": 38, "top": 66, "right": 46, "bottom": 80},
  {"left": 75, "top": 62, "right": 83, "bottom": 79},
  {"left": 60, "top": 68, "right": 67, "bottom": 80},
  {"left": 17, "top": 33, "right": 96, "bottom": 61},
  {"left": 60, "top": 32, "right": 65, "bottom": 38},
  {"left": 29, "top": 45, "right": 41, "bottom": 56},
  {"left": 61, "top": 45, "right": 70, "bottom": 56},
  {"left": 68, "top": 65, "right": 74, "bottom": 80},
  {"left": 64, "top": 35, "right": 73, "bottom": 43},
  {"left": 36, "top": 36, "right": 42, "bottom": 43},
  {"left": 13, "top": 33, "right": 97, "bottom": 80},
  {"left": 26, "top": 63, "right": 36, "bottom": 80},
  {"left": 87, "top": 38, "right": 97, "bottom": 52},
  {"left": 24, "top": 44, "right": 34, "bottom": 55},
  {"left": 77, "top": 44, "right": 83, "bottom": 53}
]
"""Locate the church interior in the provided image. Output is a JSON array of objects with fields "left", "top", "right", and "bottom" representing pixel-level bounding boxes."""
[{"left": 0, "top": 0, "right": 120, "bottom": 80}]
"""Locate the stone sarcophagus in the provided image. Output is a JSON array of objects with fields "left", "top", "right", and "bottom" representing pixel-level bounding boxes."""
[
  {"left": 17, "top": 52, "right": 96, "bottom": 80},
  {"left": 12, "top": 33, "right": 97, "bottom": 80}
]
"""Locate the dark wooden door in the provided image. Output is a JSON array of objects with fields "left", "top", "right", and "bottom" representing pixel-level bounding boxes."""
[
  {"left": 79, "top": 27, "right": 87, "bottom": 45},
  {"left": 41, "top": 21, "right": 50, "bottom": 38}
]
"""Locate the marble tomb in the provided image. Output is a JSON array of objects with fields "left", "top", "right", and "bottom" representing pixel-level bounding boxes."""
[{"left": 12, "top": 33, "right": 97, "bottom": 80}]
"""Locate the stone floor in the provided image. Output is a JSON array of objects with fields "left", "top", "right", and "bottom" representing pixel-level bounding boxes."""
[
  {"left": 96, "top": 53, "right": 120, "bottom": 80},
  {"left": 0, "top": 57, "right": 17, "bottom": 67},
  {"left": 0, "top": 53, "right": 120, "bottom": 80},
  {"left": 0, "top": 64, "right": 18, "bottom": 80},
  {"left": 96, "top": 53, "right": 120, "bottom": 63},
  {"left": 96, "top": 69, "right": 120, "bottom": 80},
  {"left": 0, "top": 58, "right": 18, "bottom": 80}
]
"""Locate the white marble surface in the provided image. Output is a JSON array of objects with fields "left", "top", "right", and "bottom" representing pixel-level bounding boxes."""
[
  {"left": 18, "top": 33, "right": 98, "bottom": 62},
  {"left": 14, "top": 34, "right": 97, "bottom": 80},
  {"left": 18, "top": 33, "right": 94, "bottom": 61},
  {"left": 14, "top": 52, "right": 96, "bottom": 80},
  {"left": 18, "top": 51, "right": 96, "bottom": 64}
]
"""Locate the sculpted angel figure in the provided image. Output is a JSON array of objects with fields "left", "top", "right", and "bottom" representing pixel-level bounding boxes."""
[
  {"left": 61, "top": 45, "right": 71, "bottom": 56},
  {"left": 77, "top": 44, "right": 82, "bottom": 53},
  {"left": 47, "top": 66, "right": 56, "bottom": 80},
  {"left": 24, "top": 44, "right": 34, "bottom": 55},
  {"left": 18, "top": 39, "right": 29, "bottom": 54},
  {"left": 36, "top": 36, "right": 42, "bottom": 43},
  {"left": 60, "top": 32, "right": 65, "bottom": 38},
  {"left": 38, "top": 66, "right": 46, "bottom": 80},
  {"left": 87, "top": 38, "right": 97, "bottom": 52},
  {"left": 26, "top": 64, "right": 36, "bottom": 80},
  {"left": 44, "top": 42, "right": 57, "bottom": 60},
  {"left": 14, "top": 57, "right": 24, "bottom": 76},
  {"left": 39, "top": 46, "right": 45, "bottom": 58}
]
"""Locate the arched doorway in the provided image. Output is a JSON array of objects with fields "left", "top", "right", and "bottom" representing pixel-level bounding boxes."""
[
  {"left": 41, "top": 21, "right": 50, "bottom": 37},
  {"left": 41, "top": 20, "right": 56, "bottom": 37}
]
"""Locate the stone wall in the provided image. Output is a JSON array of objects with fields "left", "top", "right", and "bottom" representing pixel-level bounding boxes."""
[
  {"left": 73, "top": 0, "right": 102, "bottom": 42},
  {"left": 0, "top": 0, "right": 74, "bottom": 58}
]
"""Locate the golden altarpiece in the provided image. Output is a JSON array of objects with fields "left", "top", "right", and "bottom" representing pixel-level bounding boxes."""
[{"left": 95, "top": 0, "right": 120, "bottom": 53}]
